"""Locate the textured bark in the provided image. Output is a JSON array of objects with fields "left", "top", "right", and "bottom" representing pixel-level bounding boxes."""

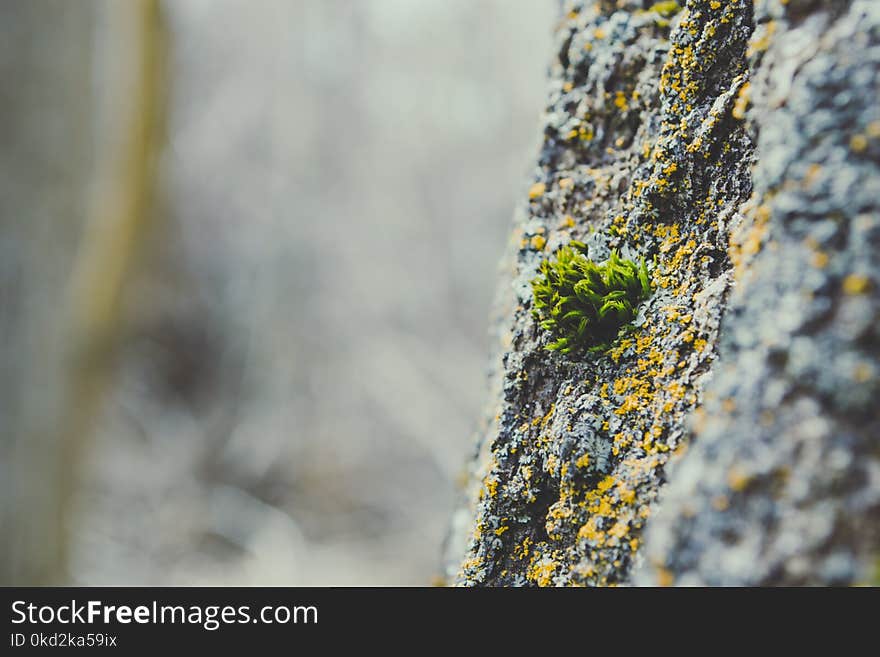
[{"left": 448, "top": 0, "right": 880, "bottom": 586}]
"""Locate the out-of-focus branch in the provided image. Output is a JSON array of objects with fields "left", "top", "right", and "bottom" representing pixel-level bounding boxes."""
[
  {"left": 10, "top": 0, "right": 167, "bottom": 584},
  {"left": 57, "top": 0, "right": 168, "bottom": 582}
]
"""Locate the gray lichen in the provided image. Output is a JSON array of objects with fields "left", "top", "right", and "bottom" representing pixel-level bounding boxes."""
[{"left": 634, "top": 0, "right": 880, "bottom": 586}]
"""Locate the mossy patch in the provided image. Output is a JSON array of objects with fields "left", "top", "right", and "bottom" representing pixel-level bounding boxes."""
[{"left": 531, "top": 244, "right": 652, "bottom": 354}]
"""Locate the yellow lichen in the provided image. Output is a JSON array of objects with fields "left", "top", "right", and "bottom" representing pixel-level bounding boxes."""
[
  {"left": 727, "top": 466, "right": 751, "bottom": 492},
  {"left": 843, "top": 274, "right": 871, "bottom": 295},
  {"left": 746, "top": 20, "right": 775, "bottom": 57},
  {"left": 850, "top": 134, "right": 869, "bottom": 153},
  {"left": 732, "top": 81, "right": 751, "bottom": 120}
]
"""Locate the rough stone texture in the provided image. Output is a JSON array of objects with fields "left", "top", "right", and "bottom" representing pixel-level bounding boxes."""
[{"left": 448, "top": 0, "right": 880, "bottom": 586}]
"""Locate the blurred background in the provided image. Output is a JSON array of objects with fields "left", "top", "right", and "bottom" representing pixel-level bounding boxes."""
[{"left": 0, "top": 0, "right": 554, "bottom": 585}]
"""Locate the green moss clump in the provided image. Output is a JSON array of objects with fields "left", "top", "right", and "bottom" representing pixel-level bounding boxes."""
[{"left": 531, "top": 243, "right": 652, "bottom": 354}]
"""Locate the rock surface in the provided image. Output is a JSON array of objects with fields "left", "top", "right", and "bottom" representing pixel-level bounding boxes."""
[{"left": 448, "top": 0, "right": 880, "bottom": 586}]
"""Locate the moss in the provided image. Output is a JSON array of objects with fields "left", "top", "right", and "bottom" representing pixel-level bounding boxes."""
[
  {"left": 531, "top": 244, "right": 652, "bottom": 354},
  {"left": 455, "top": 0, "right": 756, "bottom": 588}
]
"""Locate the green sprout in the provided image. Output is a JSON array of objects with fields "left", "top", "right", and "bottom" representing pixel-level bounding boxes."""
[{"left": 530, "top": 243, "right": 652, "bottom": 354}]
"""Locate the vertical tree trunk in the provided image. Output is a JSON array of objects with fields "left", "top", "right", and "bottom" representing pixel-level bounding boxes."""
[
  {"left": 448, "top": 0, "right": 880, "bottom": 586},
  {"left": 0, "top": 0, "right": 97, "bottom": 585}
]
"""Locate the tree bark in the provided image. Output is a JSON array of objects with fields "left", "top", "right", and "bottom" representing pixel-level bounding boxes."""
[{"left": 448, "top": 0, "right": 880, "bottom": 586}]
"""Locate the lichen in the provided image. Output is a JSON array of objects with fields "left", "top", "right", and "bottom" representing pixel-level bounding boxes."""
[{"left": 452, "top": 0, "right": 761, "bottom": 587}]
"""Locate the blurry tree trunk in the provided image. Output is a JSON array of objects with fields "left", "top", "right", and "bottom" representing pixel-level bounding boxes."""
[
  {"left": 0, "top": 0, "right": 165, "bottom": 585},
  {"left": 0, "top": 0, "right": 97, "bottom": 586}
]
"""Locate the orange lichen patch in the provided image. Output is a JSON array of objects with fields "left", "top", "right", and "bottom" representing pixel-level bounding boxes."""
[
  {"left": 576, "top": 562, "right": 596, "bottom": 580},
  {"left": 559, "top": 215, "right": 576, "bottom": 229},
  {"left": 482, "top": 475, "right": 499, "bottom": 499},
  {"left": 712, "top": 494, "right": 730, "bottom": 511},
  {"left": 530, "top": 235, "right": 547, "bottom": 251},
  {"left": 596, "top": 475, "right": 616, "bottom": 493},
  {"left": 812, "top": 250, "right": 829, "bottom": 269},
  {"left": 732, "top": 81, "right": 750, "bottom": 120},
  {"left": 494, "top": 525, "right": 509, "bottom": 536},
  {"left": 656, "top": 566, "right": 674, "bottom": 587},
  {"left": 608, "top": 520, "right": 629, "bottom": 540},
  {"left": 853, "top": 362, "right": 873, "bottom": 383},
  {"left": 802, "top": 163, "right": 823, "bottom": 188},
  {"left": 527, "top": 551, "right": 560, "bottom": 587},
  {"left": 558, "top": 177, "right": 574, "bottom": 190},
  {"left": 546, "top": 500, "right": 574, "bottom": 540},
  {"left": 539, "top": 403, "right": 556, "bottom": 429},
  {"left": 746, "top": 20, "right": 775, "bottom": 57},
  {"left": 458, "top": 555, "right": 484, "bottom": 582},
  {"left": 608, "top": 337, "right": 634, "bottom": 363},
  {"left": 528, "top": 182, "right": 546, "bottom": 199},
  {"left": 655, "top": 222, "right": 681, "bottom": 253},
  {"left": 843, "top": 274, "right": 871, "bottom": 295},
  {"left": 614, "top": 376, "right": 655, "bottom": 416},
  {"left": 514, "top": 537, "right": 532, "bottom": 561},
  {"left": 575, "top": 453, "right": 591, "bottom": 469},
  {"left": 727, "top": 466, "right": 751, "bottom": 492},
  {"left": 729, "top": 199, "right": 771, "bottom": 279},
  {"left": 577, "top": 517, "right": 605, "bottom": 546},
  {"left": 610, "top": 213, "right": 629, "bottom": 237},
  {"left": 568, "top": 123, "right": 595, "bottom": 142},
  {"left": 850, "top": 134, "right": 869, "bottom": 153},
  {"left": 659, "top": 41, "right": 700, "bottom": 111},
  {"left": 617, "top": 482, "right": 636, "bottom": 505}
]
